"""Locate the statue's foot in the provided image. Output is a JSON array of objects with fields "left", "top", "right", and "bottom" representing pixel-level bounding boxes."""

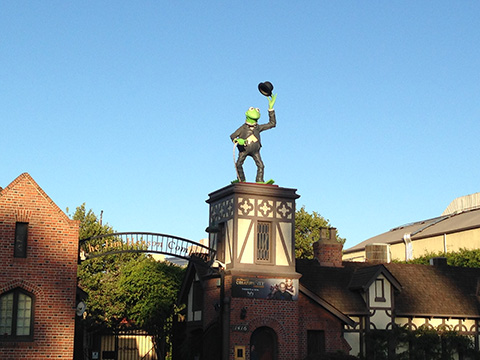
[
  {"left": 231, "top": 179, "right": 240, "bottom": 184},
  {"left": 256, "top": 179, "right": 275, "bottom": 185}
]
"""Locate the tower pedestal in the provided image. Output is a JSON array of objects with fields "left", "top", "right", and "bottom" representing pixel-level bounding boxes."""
[
  {"left": 207, "top": 182, "right": 300, "bottom": 278},
  {"left": 206, "top": 183, "right": 303, "bottom": 360}
]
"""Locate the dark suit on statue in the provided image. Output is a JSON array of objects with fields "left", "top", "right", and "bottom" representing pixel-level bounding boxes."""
[{"left": 230, "top": 110, "right": 276, "bottom": 182}]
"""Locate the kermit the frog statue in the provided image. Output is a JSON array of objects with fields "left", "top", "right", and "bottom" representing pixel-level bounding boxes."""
[{"left": 230, "top": 91, "right": 277, "bottom": 184}]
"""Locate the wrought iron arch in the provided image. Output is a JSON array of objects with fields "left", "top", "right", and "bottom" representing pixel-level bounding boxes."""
[{"left": 79, "top": 232, "right": 216, "bottom": 265}]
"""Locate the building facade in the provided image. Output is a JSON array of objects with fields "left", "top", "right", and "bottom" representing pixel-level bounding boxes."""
[
  {"left": 177, "top": 183, "right": 353, "bottom": 360},
  {"left": 177, "top": 184, "right": 480, "bottom": 360},
  {"left": 0, "top": 173, "right": 79, "bottom": 359},
  {"left": 343, "top": 193, "right": 480, "bottom": 262}
]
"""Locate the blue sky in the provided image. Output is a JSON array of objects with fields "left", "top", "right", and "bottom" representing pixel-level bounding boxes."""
[{"left": 1, "top": 1, "right": 479, "bottom": 249}]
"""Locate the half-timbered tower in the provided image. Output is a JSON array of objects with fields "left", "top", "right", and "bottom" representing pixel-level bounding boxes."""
[
  {"left": 205, "top": 183, "right": 304, "bottom": 360},
  {"left": 176, "top": 183, "right": 353, "bottom": 360},
  {"left": 206, "top": 182, "right": 300, "bottom": 278}
]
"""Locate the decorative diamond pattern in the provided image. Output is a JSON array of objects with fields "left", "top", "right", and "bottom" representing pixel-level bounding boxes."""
[
  {"left": 210, "top": 198, "right": 234, "bottom": 223},
  {"left": 238, "top": 198, "right": 254, "bottom": 216},
  {"left": 276, "top": 201, "right": 293, "bottom": 219},
  {"left": 257, "top": 199, "right": 274, "bottom": 218}
]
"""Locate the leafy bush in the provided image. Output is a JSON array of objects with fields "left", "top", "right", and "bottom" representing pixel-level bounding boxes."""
[
  {"left": 363, "top": 326, "right": 479, "bottom": 360},
  {"left": 304, "top": 352, "right": 359, "bottom": 360},
  {"left": 398, "top": 248, "right": 480, "bottom": 268}
]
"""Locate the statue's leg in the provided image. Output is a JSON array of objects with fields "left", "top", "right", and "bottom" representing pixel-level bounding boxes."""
[
  {"left": 252, "top": 151, "right": 265, "bottom": 183},
  {"left": 236, "top": 152, "right": 247, "bottom": 182}
]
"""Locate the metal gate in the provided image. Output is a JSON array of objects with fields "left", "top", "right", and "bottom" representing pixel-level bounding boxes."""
[{"left": 100, "top": 330, "right": 157, "bottom": 360}]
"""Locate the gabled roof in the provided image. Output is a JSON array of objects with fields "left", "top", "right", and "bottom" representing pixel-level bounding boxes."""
[
  {"left": 299, "top": 284, "right": 356, "bottom": 326},
  {"left": 297, "top": 259, "right": 480, "bottom": 319},
  {"left": 296, "top": 260, "right": 369, "bottom": 315},
  {"left": 177, "top": 261, "right": 196, "bottom": 305},
  {"left": 177, "top": 255, "right": 219, "bottom": 304},
  {"left": 384, "top": 263, "right": 480, "bottom": 318},
  {"left": 348, "top": 264, "right": 401, "bottom": 292},
  {"left": 0, "top": 173, "right": 73, "bottom": 223}
]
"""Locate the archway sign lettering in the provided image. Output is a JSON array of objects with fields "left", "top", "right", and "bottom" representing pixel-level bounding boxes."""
[{"left": 79, "top": 232, "right": 216, "bottom": 265}]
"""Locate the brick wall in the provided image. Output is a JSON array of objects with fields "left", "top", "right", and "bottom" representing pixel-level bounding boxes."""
[
  {"left": 298, "top": 294, "right": 351, "bottom": 354},
  {"left": 0, "top": 173, "right": 79, "bottom": 359},
  {"left": 202, "top": 276, "right": 221, "bottom": 327},
  {"left": 199, "top": 273, "right": 347, "bottom": 360},
  {"left": 229, "top": 295, "right": 301, "bottom": 360}
]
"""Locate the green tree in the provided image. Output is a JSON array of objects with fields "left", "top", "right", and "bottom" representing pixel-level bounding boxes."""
[
  {"left": 73, "top": 204, "right": 185, "bottom": 359},
  {"left": 295, "top": 206, "right": 346, "bottom": 259},
  {"left": 72, "top": 203, "right": 114, "bottom": 240},
  {"left": 118, "top": 257, "right": 184, "bottom": 357},
  {"left": 363, "top": 326, "right": 478, "bottom": 360},
  {"left": 74, "top": 203, "right": 139, "bottom": 328}
]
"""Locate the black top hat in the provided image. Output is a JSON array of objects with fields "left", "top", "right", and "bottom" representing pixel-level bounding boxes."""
[{"left": 258, "top": 81, "right": 274, "bottom": 97}]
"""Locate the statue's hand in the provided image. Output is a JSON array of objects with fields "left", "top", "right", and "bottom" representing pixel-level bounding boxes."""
[
  {"left": 268, "top": 93, "right": 277, "bottom": 110},
  {"left": 235, "top": 138, "right": 246, "bottom": 146}
]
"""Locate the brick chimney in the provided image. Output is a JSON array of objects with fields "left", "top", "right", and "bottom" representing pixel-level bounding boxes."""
[{"left": 313, "top": 227, "right": 343, "bottom": 267}]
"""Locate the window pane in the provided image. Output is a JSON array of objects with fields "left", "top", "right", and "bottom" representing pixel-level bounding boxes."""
[
  {"left": 375, "top": 279, "right": 385, "bottom": 301},
  {"left": 216, "top": 223, "right": 225, "bottom": 263},
  {"left": 307, "top": 330, "right": 325, "bottom": 355},
  {"left": 0, "top": 293, "right": 14, "bottom": 336},
  {"left": 16, "top": 293, "right": 32, "bottom": 336},
  {"left": 257, "top": 222, "right": 270, "bottom": 262},
  {"left": 15, "top": 222, "right": 28, "bottom": 258},
  {"left": 192, "top": 281, "right": 203, "bottom": 311}
]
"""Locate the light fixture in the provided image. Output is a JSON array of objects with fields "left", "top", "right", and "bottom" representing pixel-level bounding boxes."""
[{"left": 240, "top": 307, "right": 247, "bottom": 319}]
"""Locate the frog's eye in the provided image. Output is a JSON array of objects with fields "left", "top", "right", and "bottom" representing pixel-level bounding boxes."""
[
  {"left": 256, "top": 108, "right": 260, "bottom": 113},
  {"left": 249, "top": 107, "right": 255, "bottom": 111}
]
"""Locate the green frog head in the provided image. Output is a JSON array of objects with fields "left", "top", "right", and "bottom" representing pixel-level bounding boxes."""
[{"left": 245, "top": 107, "right": 260, "bottom": 125}]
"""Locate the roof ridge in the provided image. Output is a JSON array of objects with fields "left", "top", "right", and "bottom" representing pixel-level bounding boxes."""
[
  {"left": 389, "top": 215, "right": 448, "bottom": 232},
  {"left": 1, "top": 173, "right": 75, "bottom": 224}
]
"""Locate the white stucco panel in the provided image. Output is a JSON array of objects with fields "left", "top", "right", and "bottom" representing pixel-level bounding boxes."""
[
  {"left": 238, "top": 218, "right": 254, "bottom": 264},
  {"left": 276, "top": 222, "right": 292, "bottom": 265},
  {"left": 344, "top": 332, "right": 360, "bottom": 357},
  {"left": 370, "top": 309, "right": 392, "bottom": 330},
  {"left": 226, "top": 219, "right": 233, "bottom": 264},
  {"left": 395, "top": 317, "right": 477, "bottom": 332},
  {"left": 187, "top": 279, "right": 202, "bottom": 322}
]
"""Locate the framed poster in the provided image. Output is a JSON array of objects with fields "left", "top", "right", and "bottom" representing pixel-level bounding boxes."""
[{"left": 232, "top": 276, "right": 298, "bottom": 300}]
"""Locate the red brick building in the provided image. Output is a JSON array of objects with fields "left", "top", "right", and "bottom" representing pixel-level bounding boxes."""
[
  {"left": 177, "top": 183, "right": 480, "bottom": 360},
  {"left": 177, "top": 183, "right": 353, "bottom": 360},
  {"left": 0, "top": 173, "right": 79, "bottom": 359}
]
